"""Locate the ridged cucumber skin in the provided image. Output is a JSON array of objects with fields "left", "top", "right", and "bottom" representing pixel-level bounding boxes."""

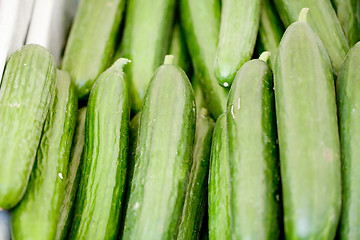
[
  {"left": 336, "top": 42, "right": 360, "bottom": 239},
  {"left": 122, "top": 60, "right": 196, "bottom": 240},
  {"left": 336, "top": 0, "right": 360, "bottom": 47},
  {"left": 0, "top": 44, "right": 56, "bottom": 209},
  {"left": 169, "top": 24, "right": 191, "bottom": 75},
  {"left": 61, "top": 0, "right": 126, "bottom": 99},
  {"left": 227, "top": 58, "right": 280, "bottom": 239},
  {"left": 68, "top": 59, "right": 130, "bottom": 240},
  {"left": 56, "top": 107, "right": 86, "bottom": 240},
  {"left": 275, "top": 21, "right": 341, "bottom": 239},
  {"left": 177, "top": 109, "right": 215, "bottom": 240},
  {"left": 273, "top": 0, "right": 349, "bottom": 74},
  {"left": 11, "top": 70, "right": 78, "bottom": 240},
  {"left": 208, "top": 113, "right": 231, "bottom": 240},
  {"left": 215, "top": 0, "right": 261, "bottom": 87},
  {"left": 180, "top": 0, "right": 228, "bottom": 119},
  {"left": 117, "top": 0, "right": 175, "bottom": 113}
]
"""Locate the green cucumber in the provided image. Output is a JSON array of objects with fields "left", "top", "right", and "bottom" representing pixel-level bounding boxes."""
[
  {"left": 11, "top": 69, "right": 77, "bottom": 240},
  {"left": 169, "top": 23, "right": 191, "bottom": 75},
  {"left": 336, "top": 42, "right": 360, "bottom": 239},
  {"left": 122, "top": 55, "right": 196, "bottom": 239},
  {"left": 274, "top": 9, "right": 341, "bottom": 238},
  {"left": 117, "top": 0, "right": 175, "bottom": 113},
  {"left": 215, "top": 0, "right": 261, "bottom": 87},
  {"left": 273, "top": 0, "right": 349, "bottom": 74},
  {"left": 56, "top": 107, "right": 86, "bottom": 240},
  {"left": 192, "top": 75, "right": 206, "bottom": 115},
  {"left": 177, "top": 108, "right": 215, "bottom": 240},
  {"left": 61, "top": 0, "right": 126, "bottom": 99},
  {"left": 336, "top": 0, "right": 360, "bottom": 47},
  {"left": 0, "top": 44, "right": 56, "bottom": 209},
  {"left": 227, "top": 52, "right": 280, "bottom": 239},
  {"left": 68, "top": 58, "right": 130, "bottom": 239},
  {"left": 180, "top": 0, "right": 228, "bottom": 119},
  {"left": 208, "top": 113, "right": 231, "bottom": 240}
]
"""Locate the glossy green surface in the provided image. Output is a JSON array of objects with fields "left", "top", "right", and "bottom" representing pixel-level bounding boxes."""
[
  {"left": 208, "top": 113, "right": 231, "bottom": 240},
  {"left": 62, "top": 0, "right": 126, "bottom": 99},
  {"left": 192, "top": 76, "right": 206, "bottom": 115},
  {"left": 177, "top": 109, "right": 215, "bottom": 240},
  {"left": 68, "top": 59, "right": 130, "bottom": 240},
  {"left": 215, "top": 0, "right": 260, "bottom": 86},
  {"left": 0, "top": 44, "right": 56, "bottom": 209},
  {"left": 11, "top": 70, "right": 77, "bottom": 240},
  {"left": 168, "top": 24, "right": 191, "bottom": 75},
  {"left": 122, "top": 57, "right": 196, "bottom": 240},
  {"left": 275, "top": 20, "right": 341, "bottom": 239},
  {"left": 336, "top": 42, "right": 360, "bottom": 239},
  {"left": 336, "top": 0, "right": 360, "bottom": 47},
  {"left": 180, "top": 0, "right": 228, "bottom": 119}
]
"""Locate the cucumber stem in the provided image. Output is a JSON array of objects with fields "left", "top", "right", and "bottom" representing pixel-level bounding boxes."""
[
  {"left": 164, "top": 55, "right": 175, "bottom": 65},
  {"left": 113, "top": 58, "right": 131, "bottom": 71},
  {"left": 259, "top": 51, "right": 271, "bottom": 63},
  {"left": 298, "top": 8, "right": 309, "bottom": 23}
]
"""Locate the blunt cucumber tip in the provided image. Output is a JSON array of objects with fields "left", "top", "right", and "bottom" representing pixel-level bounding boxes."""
[
  {"left": 164, "top": 55, "right": 175, "bottom": 65},
  {"left": 113, "top": 58, "right": 131, "bottom": 71},
  {"left": 259, "top": 51, "right": 271, "bottom": 63},
  {"left": 298, "top": 8, "right": 309, "bottom": 23}
]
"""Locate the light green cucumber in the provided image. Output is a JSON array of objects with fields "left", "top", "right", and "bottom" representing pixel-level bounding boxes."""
[{"left": 169, "top": 23, "right": 191, "bottom": 74}]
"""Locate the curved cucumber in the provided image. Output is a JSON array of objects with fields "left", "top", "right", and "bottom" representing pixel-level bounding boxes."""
[
  {"left": 336, "top": 0, "right": 360, "bottom": 47},
  {"left": 274, "top": 11, "right": 341, "bottom": 239},
  {"left": 68, "top": 58, "right": 130, "bottom": 240},
  {"left": 336, "top": 42, "right": 360, "bottom": 239},
  {"left": 122, "top": 56, "right": 196, "bottom": 240},
  {"left": 0, "top": 44, "right": 56, "bottom": 209},
  {"left": 177, "top": 109, "right": 215, "bottom": 240},
  {"left": 11, "top": 70, "right": 78, "bottom": 240},
  {"left": 215, "top": 0, "right": 260, "bottom": 86},
  {"left": 208, "top": 113, "right": 231, "bottom": 240}
]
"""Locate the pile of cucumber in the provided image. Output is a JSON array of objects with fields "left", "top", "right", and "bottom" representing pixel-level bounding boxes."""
[{"left": 0, "top": 0, "right": 359, "bottom": 239}]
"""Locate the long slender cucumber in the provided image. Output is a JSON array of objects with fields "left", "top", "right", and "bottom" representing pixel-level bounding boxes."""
[{"left": 336, "top": 0, "right": 360, "bottom": 47}]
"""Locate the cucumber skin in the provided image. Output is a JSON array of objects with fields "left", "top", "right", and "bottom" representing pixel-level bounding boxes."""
[
  {"left": 336, "top": 0, "right": 360, "bottom": 47},
  {"left": 0, "top": 44, "right": 56, "bottom": 209},
  {"left": 11, "top": 70, "right": 78, "bottom": 240},
  {"left": 273, "top": 0, "right": 349, "bottom": 74},
  {"left": 122, "top": 63, "right": 196, "bottom": 240},
  {"left": 180, "top": 0, "right": 228, "bottom": 119},
  {"left": 168, "top": 24, "right": 191, "bottom": 75},
  {"left": 56, "top": 107, "right": 87, "bottom": 240},
  {"left": 275, "top": 21, "right": 341, "bottom": 239},
  {"left": 68, "top": 59, "right": 130, "bottom": 240},
  {"left": 336, "top": 42, "right": 360, "bottom": 239},
  {"left": 215, "top": 0, "right": 261, "bottom": 86},
  {"left": 208, "top": 113, "right": 231, "bottom": 240},
  {"left": 62, "top": 0, "right": 126, "bottom": 99},
  {"left": 177, "top": 109, "right": 215, "bottom": 240}
]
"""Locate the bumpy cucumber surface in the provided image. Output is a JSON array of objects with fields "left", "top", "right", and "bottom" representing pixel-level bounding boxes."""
[
  {"left": 0, "top": 44, "right": 56, "bottom": 209},
  {"left": 274, "top": 11, "right": 341, "bottom": 239},
  {"left": 336, "top": 0, "right": 360, "bottom": 47},
  {"left": 122, "top": 56, "right": 196, "bottom": 240},
  {"left": 68, "top": 58, "right": 130, "bottom": 240},
  {"left": 62, "top": 0, "right": 126, "bottom": 99},
  {"left": 336, "top": 42, "right": 360, "bottom": 239}
]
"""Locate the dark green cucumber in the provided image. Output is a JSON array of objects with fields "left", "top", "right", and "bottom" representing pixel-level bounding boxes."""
[
  {"left": 215, "top": 0, "right": 261, "bottom": 87},
  {"left": 336, "top": 0, "right": 360, "bottom": 47},
  {"left": 336, "top": 42, "right": 360, "bottom": 239},
  {"left": 0, "top": 44, "right": 56, "bottom": 209},
  {"left": 177, "top": 109, "right": 215, "bottom": 240},
  {"left": 56, "top": 107, "right": 87, "bottom": 240},
  {"left": 62, "top": 0, "right": 126, "bottom": 99},
  {"left": 208, "top": 113, "right": 231, "bottom": 240},
  {"left": 122, "top": 55, "right": 196, "bottom": 239},
  {"left": 273, "top": 0, "right": 349, "bottom": 74},
  {"left": 180, "top": 0, "right": 228, "bottom": 119},
  {"left": 227, "top": 52, "right": 280, "bottom": 239},
  {"left": 11, "top": 70, "right": 78, "bottom": 240},
  {"left": 169, "top": 23, "right": 191, "bottom": 75},
  {"left": 117, "top": 0, "right": 175, "bottom": 113},
  {"left": 275, "top": 10, "right": 341, "bottom": 239},
  {"left": 68, "top": 58, "right": 130, "bottom": 239}
]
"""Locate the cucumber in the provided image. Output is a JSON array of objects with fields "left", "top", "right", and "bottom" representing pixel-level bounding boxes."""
[
  {"left": 180, "top": 0, "right": 228, "bottom": 119},
  {"left": 215, "top": 0, "right": 261, "bottom": 87},
  {"left": 177, "top": 108, "right": 215, "bottom": 240},
  {"left": 56, "top": 107, "right": 86, "bottom": 240},
  {"left": 169, "top": 23, "right": 191, "bottom": 75},
  {"left": 336, "top": 0, "right": 360, "bottom": 47},
  {"left": 122, "top": 55, "right": 196, "bottom": 240},
  {"left": 11, "top": 70, "right": 77, "bottom": 240},
  {"left": 0, "top": 44, "right": 56, "bottom": 209},
  {"left": 192, "top": 76, "right": 206, "bottom": 114},
  {"left": 208, "top": 113, "right": 231, "bottom": 240},
  {"left": 336, "top": 42, "right": 360, "bottom": 239},
  {"left": 274, "top": 9, "right": 341, "bottom": 238},
  {"left": 273, "top": 0, "right": 349, "bottom": 74},
  {"left": 68, "top": 58, "right": 130, "bottom": 239},
  {"left": 61, "top": 0, "right": 126, "bottom": 99},
  {"left": 116, "top": 0, "right": 175, "bottom": 113}
]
